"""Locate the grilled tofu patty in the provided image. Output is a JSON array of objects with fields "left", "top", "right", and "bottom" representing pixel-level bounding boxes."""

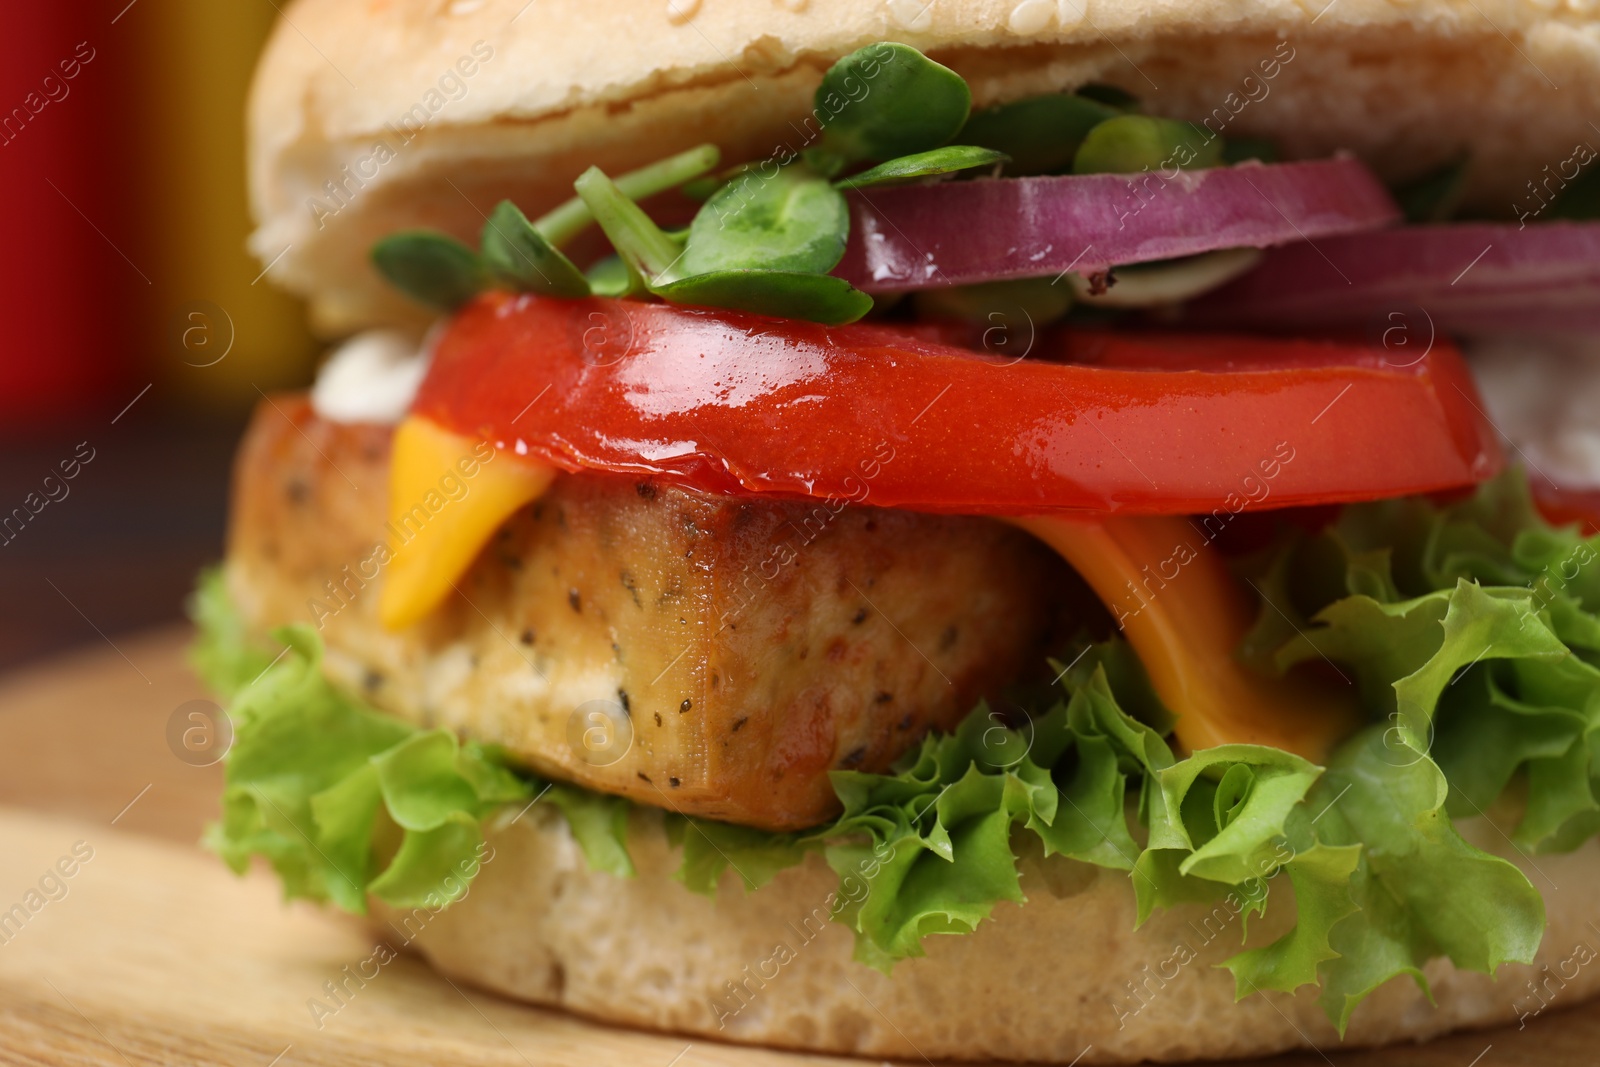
[{"left": 226, "top": 397, "right": 1077, "bottom": 830}]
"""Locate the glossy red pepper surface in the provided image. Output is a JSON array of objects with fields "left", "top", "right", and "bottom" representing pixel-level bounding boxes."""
[{"left": 413, "top": 293, "right": 1502, "bottom": 515}]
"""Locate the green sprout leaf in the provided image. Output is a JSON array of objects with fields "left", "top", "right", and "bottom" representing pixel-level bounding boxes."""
[
  {"left": 959, "top": 95, "right": 1119, "bottom": 176},
  {"left": 653, "top": 271, "right": 872, "bottom": 325},
  {"left": 481, "top": 146, "right": 722, "bottom": 300},
  {"left": 584, "top": 254, "right": 642, "bottom": 298},
  {"left": 572, "top": 166, "right": 688, "bottom": 280},
  {"left": 834, "top": 145, "right": 1008, "bottom": 190},
  {"left": 1073, "top": 115, "right": 1225, "bottom": 175},
  {"left": 481, "top": 200, "right": 591, "bottom": 298},
  {"left": 577, "top": 163, "right": 871, "bottom": 324},
  {"left": 680, "top": 175, "right": 724, "bottom": 203},
  {"left": 816, "top": 43, "right": 971, "bottom": 164},
  {"left": 372, "top": 145, "right": 720, "bottom": 308},
  {"left": 370, "top": 231, "right": 488, "bottom": 312},
  {"left": 536, "top": 144, "right": 721, "bottom": 246},
  {"left": 682, "top": 164, "right": 850, "bottom": 275}
]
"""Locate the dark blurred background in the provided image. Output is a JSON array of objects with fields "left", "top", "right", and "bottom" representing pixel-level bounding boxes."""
[{"left": 0, "top": 2, "right": 316, "bottom": 670}]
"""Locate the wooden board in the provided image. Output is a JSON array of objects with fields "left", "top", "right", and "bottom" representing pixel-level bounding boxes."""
[{"left": 0, "top": 627, "right": 1595, "bottom": 1066}]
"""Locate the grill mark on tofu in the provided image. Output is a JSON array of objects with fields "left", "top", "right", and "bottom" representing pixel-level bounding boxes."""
[{"left": 226, "top": 396, "right": 1076, "bottom": 831}]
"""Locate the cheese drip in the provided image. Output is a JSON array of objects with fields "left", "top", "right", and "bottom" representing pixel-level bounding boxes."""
[
  {"left": 1010, "top": 515, "right": 1360, "bottom": 761},
  {"left": 379, "top": 416, "right": 556, "bottom": 630},
  {"left": 377, "top": 417, "right": 1359, "bottom": 758}
]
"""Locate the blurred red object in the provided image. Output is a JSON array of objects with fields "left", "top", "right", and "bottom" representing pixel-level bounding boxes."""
[
  {"left": 0, "top": 3, "right": 140, "bottom": 428},
  {"left": 1535, "top": 482, "right": 1600, "bottom": 535}
]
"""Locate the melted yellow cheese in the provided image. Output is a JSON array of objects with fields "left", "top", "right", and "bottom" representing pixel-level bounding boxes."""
[
  {"left": 375, "top": 415, "right": 1355, "bottom": 758},
  {"left": 1010, "top": 515, "right": 1359, "bottom": 761},
  {"left": 379, "top": 416, "right": 556, "bottom": 630}
]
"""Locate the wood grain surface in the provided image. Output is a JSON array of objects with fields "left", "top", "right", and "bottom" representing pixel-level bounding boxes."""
[{"left": 0, "top": 628, "right": 1595, "bottom": 1066}]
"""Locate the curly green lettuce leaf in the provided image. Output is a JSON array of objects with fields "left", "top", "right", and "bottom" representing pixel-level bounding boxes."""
[
  {"left": 662, "top": 475, "right": 1571, "bottom": 1022},
  {"left": 206, "top": 624, "right": 534, "bottom": 912},
  {"left": 187, "top": 568, "right": 276, "bottom": 698},
  {"left": 812, "top": 652, "right": 1172, "bottom": 968},
  {"left": 189, "top": 468, "right": 1596, "bottom": 1034},
  {"left": 545, "top": 785, "right": 636, "bottom": 879},
  {"left": 1245, "top": 470, "right": 1600, "bottom": 852},
  {"left": 1220, "top": 840, "right": 1359, "bottom": 998},
  {"left": 193, "top": 586, "right": 633, "bottom": 909},
  {"left": 1133, "top": 745, "right": 1356, "bottom": 1002},
  {"left": 1308, "top": 729, "right": 1543, "bottom": 1032},
  {"left": 669, "top": 815, "right": 813, "bottom": 894}
]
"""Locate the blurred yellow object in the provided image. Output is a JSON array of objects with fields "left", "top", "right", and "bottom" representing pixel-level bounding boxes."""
[
  {"left": 380, "top": 417, "right": 556, "bottom": 630},
  {"left": 141, "top": 0, "right": 316, "bottom": 412}
]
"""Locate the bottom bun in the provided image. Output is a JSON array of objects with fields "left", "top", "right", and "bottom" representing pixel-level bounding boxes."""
[{"left": 374, "top": 805, "right": 1600, "bottom": 1063}]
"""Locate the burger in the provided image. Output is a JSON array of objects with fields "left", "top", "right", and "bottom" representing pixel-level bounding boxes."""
[{"left": 197, "top": 0, "right": 1600, "bottom": 1061}]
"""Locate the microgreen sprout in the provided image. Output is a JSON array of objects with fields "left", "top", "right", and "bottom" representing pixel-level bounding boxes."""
[{"left": 369, "top": 43, "right": 1258, "bottom": 324}]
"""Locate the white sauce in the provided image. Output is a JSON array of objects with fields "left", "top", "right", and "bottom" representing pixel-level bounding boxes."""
[
  {"left": 1070, "top": 248, "right": 1263, "bottom": 308},
  {"left": 1467, "top": 335, "right": 1600, "bottom": 488},
  {"left": 310, "top": 329, "right": 431, "bottom": 424}
]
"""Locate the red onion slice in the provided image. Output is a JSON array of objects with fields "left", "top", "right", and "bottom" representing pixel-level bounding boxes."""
[
  {"left": 1185, "top": 222, "right": 1600, "bottom": 335},
  {"left": 833, "top": 158, "right": 1400, "bottom": 292}
]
